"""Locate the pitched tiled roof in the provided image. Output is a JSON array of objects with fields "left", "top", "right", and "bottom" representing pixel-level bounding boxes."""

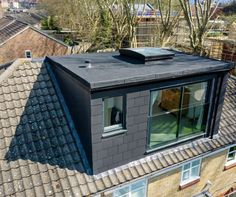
[
  {"left": 0, "top": 18, "right": 28, "bottom": 44},
  {"left": 0, "top": 59, "right": 235, "bottom": 196},
  {"left": 0, "top": 16, "right": 69, "bottom": 47},
  {"left": 0, "top": 17, "right": 13, "bottom": 29},
  {"left": 0, "top": 60, "right": 92, "bottom": 196},
  {"left": 5, "top": 13, "right": 43, "bottom": 26}
]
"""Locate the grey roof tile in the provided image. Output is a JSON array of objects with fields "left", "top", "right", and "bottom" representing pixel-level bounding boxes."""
[
  {"left": 79, "top": 184, "right": 90, "bottom": 196},
  {"left": 13, "top": 179, "right": 24, "bottom": 193},
  {"left": 162, "top": 153, "right": 174, "bottom": 166},
  {"left": 31, "top": 173, "right": 43, "bottom": 187},
  {"left": 3, "top": 182, "right": 15, "bottom": 196},
  {"left": 145, "top": 159, "right": 157, "bottom": 172},
  {"left": 34, "top": 185, "right": 45, "bottom": 197},
  {"left": 157, "top": 156, "right": 168, "bottom": 168},
  {"left": 71, "top": 186, "right": 82, "bottom": 197},
  {"left": 15, "top": 191, "right": 27, "bottom": 197},
  {"left": 101, "top": 175, "right": 113, "bottom": 188},
  {"left": 134, "top": 164, "right": 145, "bottom": 176},
  {"left": 67, "top": 175, "right": 79, "bottom": 188},
  {"left": 22, "top": 177, "right": 34, "bottom": 190},
  {"left": 152, "top": 156, "right": 164, "bottom": 170},
  {"left": 40, "top": 171, "right": 51, "bottom": 185},
  {"left": 108, "top": 173, "right": 119, "bottom": 185},
  {"left": 42, "top": 183, "right": 54, "bottom": 196},
  {"left": 0, "top": 185, "right": 4, "bottom": 196},
  {"left": 59, "top": 177, "right": 71, "bottom": 190},
  {"left": 51, "top": 181, "right": 63, "bottom": 193},
  {"left": 25, "top": 188, "right": 36, "bottom": 197}
]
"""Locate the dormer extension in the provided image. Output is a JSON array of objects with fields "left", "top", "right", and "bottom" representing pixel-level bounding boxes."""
[{"left": 46, "top": 48, "right": 234, "bottom": 174}]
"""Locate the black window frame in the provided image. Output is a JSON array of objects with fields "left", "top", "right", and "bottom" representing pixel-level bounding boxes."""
[
  {"left": 147, "top": 79, "right": 213, "bottom": 151},
  {"left": 102, "top": 95, "right": 127, "bottom": 134}
]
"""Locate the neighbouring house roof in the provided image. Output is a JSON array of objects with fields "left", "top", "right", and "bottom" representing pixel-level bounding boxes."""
[
  {"left": 47, "top": 50, "right": 234, "bottom": 90},
  {"left": 0, "top": 17, "right": 13, "bottom": 29},
  {"left": 4, "top": 12, "right": 44, "bottom": 26},
  {"left": 0, "top": 17, "right": 28, "bottom": 43},
  {"left": 0, "top": 16, "right": 69, "bottom": 47},
  {"left": 0, "top": 58, "right": 235, "bottom": 196}
]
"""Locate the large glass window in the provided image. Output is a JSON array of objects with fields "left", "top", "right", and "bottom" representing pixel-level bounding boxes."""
[
  {"left": 103, "top": 96, "right": 124, "bottom": 132},
  {"left": 148, "top": 81, "right": 209, "bottom": 148},
  {"left": 113, "top": 179, "right": 146, "bottom": 197}
]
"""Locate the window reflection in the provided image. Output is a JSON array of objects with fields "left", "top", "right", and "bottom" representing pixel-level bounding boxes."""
[
  {"left": 148, "top": 81, "right": 208, "bottom": 148},
  {"left": 104, "top": 96, "right": 124, "bottom": 132}
]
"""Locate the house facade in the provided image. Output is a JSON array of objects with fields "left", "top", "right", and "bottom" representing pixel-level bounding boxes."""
[
  {"left": 0, "top": 48, "right": 235, "bottom": 196},
  {"left": 0, "top": 16, "right": 71, "bottom": 65}
]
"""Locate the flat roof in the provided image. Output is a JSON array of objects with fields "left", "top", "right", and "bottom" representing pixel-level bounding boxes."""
[{"left": 46, "top": 49, "right": 234, "bottom": 90}]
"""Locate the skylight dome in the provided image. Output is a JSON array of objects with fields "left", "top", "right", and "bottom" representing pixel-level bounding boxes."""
[{"left": 119, "top": 47, "right": 175, "bottom": 61}]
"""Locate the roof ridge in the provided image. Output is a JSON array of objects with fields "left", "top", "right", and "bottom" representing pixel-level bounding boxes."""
[{"left": 0, "top": 59, "right": 30, "bottom": 84}]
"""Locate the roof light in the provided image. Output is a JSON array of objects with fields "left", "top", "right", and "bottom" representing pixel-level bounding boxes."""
[{"left": 119, "top": 47, "right": 175, "bottom": 62}]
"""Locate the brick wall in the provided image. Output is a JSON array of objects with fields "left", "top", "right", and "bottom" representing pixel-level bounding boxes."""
[
  {"left": 0, "top": 28, "right": 70, "bottom": 64},
  {"left": 91, "top": 91, "right": 149, "bottom": 174},
  {"left": 148, "top": 150, "right": 236, "bottom": 197}
]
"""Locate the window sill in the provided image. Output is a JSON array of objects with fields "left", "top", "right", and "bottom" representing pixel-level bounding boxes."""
[
  {"left": 102, "top": 129, "right": 127, "bottom": 138},
  {"left": 224, "top": 161, "right": 236, "bottom": 171},
  {"left": 179, "top": 177, "right": 200, "bottom": 190}
]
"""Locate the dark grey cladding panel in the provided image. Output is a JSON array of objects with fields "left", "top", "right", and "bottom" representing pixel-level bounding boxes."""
[
  {"left": 91, "top": 91, "right": 149, "bottom": 174},
  {"left": 46, "top": 50, "right": 234, "bottom": 90}
]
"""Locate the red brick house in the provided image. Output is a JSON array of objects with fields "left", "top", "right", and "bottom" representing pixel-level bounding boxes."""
[{"left": 0, "top": 16, "right": 71, "bottom": 64}]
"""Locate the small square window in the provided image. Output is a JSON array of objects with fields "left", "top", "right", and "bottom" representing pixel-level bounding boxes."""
[
  {"left": 103, "top": 96, "right": 125, "bottom": 132},
  {"left": 181, "top": 159, "right": 201, "bottom": 185},
  {"left": 25, "top": 50, "right": 32, "bottom": 58}
]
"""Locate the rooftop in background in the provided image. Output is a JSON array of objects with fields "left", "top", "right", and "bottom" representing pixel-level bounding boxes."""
[
  {"left": 0, "top": 16, "right": 68, "bottom": 47},
  {"left": 46, "top": 48, "right": 234, "bottom": 90},
  {"left": 4, "top": 12, "right": 44, "bottom": 26},
  {"left": 0, "top": 17, "right": 28, "bottom": 43}
]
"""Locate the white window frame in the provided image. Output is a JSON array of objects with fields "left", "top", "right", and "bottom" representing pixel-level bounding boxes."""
[
  {"left": 180, "top": 159, "right": 201, "bottom": 186},
  {"left": 25, "top": 50, "right": 32, "bottom": 58},
  {"left": 112, "top": 179, "right": 147, "bottom": 197},
  {"left": 225, "top": 146, "right": 236, "bottom": 166}
]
